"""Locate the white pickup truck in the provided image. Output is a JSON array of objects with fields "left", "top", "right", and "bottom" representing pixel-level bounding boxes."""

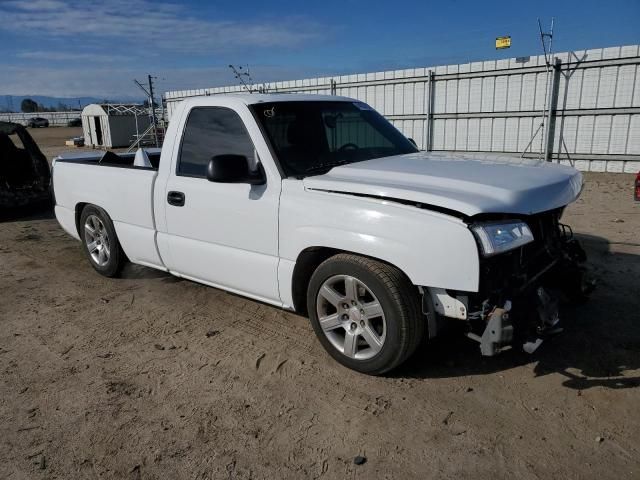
[{"left": 53, "top": 94, "right": 591, "bottom": 374}]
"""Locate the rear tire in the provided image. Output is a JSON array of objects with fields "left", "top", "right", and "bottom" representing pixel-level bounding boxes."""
[
  {"left": 307, "top": 253, "right": 424, "bottom": 375},
  {"left": 79, "top": 205, "right": 126, "bottom": 277}
]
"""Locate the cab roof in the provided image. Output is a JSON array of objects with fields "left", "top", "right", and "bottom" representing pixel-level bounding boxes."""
[{"left": 189, "top": 93, "right": 357, "bottom": 105}]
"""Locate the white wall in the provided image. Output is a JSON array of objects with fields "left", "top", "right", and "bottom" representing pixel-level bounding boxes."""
[{"left": 165, "top": 44, "right": 640, "bottom": 173}]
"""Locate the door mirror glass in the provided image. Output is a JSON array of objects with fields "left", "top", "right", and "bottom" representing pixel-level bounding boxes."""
[{"left": 206, "top": 155, "right": 265, "bottom": 185}]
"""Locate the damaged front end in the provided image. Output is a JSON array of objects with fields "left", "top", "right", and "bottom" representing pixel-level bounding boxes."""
[
  {"left": 0, "top": 121, "right": 51, "bottom": 209},
  {"left": 432, "top": 209, "right": 594, "bottom": 356}
]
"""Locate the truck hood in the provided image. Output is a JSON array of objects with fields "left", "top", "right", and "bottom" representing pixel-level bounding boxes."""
[{"left": 302, "top": 152, "right": 583, "bottom": 217}]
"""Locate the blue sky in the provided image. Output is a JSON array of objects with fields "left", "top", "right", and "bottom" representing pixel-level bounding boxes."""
[{"left": 1, "top": 0, "right": 639, "bottom": 99}]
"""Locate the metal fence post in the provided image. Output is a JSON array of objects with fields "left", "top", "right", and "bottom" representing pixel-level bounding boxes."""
[
  {"left": 424, "top": 69, "right": 434, "bottom": 151},
  {"left": 544, "top": 57, "right": 562, "bottom": 161}
]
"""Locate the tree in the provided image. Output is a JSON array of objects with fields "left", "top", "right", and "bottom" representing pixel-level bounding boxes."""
[{"left": 20, "top": 98, "right": 38, "bottom": 113}]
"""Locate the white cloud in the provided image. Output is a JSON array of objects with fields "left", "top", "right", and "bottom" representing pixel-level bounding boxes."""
[
  {"left": 1, "top": 64, "right": 325, "bottom": 98},
  {"left": 0, "top": 1, "right": 329, "bottom": 97},
  {"left": 16, "top": 51, "right": 130, "bottom": 63},
  {"left": 4, "top": 0, "right": 67, "bottom": 11},
  {"left": 0, "top": 0, "right": 322, "bottom": 53}
]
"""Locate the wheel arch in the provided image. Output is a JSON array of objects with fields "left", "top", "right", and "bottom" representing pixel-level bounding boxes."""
[
  {"left": 74, "top": 202, "right": 116, "bottom": 240},
  {"left": 75, "top": 202, "right": 127, "bottom": 277},
  {"left": 74, "top": 202, "right": 90, "bottom": 236},
  {"left": 290, "top": 246, "right": 416, "bottom": 316}
]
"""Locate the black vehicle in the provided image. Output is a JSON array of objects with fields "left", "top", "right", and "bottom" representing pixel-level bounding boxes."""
[
  {"left": 27, "top": 117, "right": 49, "bottom": 128},
  {"left": 0, "top": 121, "right": 51, "bottom": 209},
  {"left": 67, "top": 117, "right": 82, "bottom": 127}
]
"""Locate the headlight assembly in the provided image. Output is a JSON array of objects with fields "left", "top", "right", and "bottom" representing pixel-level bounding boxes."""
[{"left": 471, "top": 221, "right": 534, "bottom": 257}]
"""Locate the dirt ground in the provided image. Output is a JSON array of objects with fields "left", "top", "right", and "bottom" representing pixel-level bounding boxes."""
[
  {"left": 20, "top": 127, "right": 129, "bottom": 159},
  {"left": 1, "top": 128, "right": 639, "bottom": 479},
  {"left": 26, "top": 127, "right": 85, "bottom": 158}
]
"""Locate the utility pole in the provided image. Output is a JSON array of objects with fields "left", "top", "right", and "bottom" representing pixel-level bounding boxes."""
[
  {"left": 147, "top": 74, "right": 159, "bottom": 147},
  {"left": 520, "top": 17, "right": 555, "bottom": 161},
  {"left": 538, "top": 17, "right": 555, "bottom": 161},
  {"left": 134, "top": 75, "right": 159, "bottom": 147},
  {"left": 160, "top": 94, "right": 166, "bottom": 125}
]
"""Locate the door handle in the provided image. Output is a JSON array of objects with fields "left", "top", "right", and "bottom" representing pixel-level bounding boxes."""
[{"left": 167, "top": 191, "right": 185, "bottom": 207}]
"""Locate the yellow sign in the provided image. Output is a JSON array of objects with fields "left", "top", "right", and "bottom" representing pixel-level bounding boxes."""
[{"left": 496, "top": 36, "right": 511, "bottom": 49}]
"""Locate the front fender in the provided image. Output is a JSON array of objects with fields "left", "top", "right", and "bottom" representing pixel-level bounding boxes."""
[{"left": 279, "top": 180, "right": 480, "bottom": 292}]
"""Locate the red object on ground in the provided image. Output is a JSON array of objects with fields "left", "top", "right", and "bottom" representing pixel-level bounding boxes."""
[{"left": 636, "top": 171, "right": 640, "bottom": 201}]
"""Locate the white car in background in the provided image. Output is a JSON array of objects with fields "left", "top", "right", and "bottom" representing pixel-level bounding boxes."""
[{"left": 51, "top": 94, "right": 592, "bottom": 374}]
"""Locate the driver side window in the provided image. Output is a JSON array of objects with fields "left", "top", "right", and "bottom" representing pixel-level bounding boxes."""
[{"left": 178, "top": 107, "right": 256, "bottom": 178}]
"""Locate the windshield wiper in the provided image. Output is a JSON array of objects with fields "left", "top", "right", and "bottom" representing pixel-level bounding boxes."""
[{"left": 301, "top": 159, "right": 352, "bottom": 176}]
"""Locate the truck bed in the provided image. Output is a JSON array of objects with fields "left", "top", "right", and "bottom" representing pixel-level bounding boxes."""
[
  {"left": 54, "top": 148, "right": 162, "bottom": 169},
  {"left": 52, "top": 148, "right": 166, "bottom": 270}
]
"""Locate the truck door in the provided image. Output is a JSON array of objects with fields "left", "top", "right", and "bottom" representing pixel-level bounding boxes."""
[{"left": 161, "top": 106, "right": 281, "bottom": 304}]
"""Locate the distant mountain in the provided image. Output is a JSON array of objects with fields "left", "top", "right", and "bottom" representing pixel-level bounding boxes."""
[{"left": 0, "top": 95, "right": 144, "bottom": 112}]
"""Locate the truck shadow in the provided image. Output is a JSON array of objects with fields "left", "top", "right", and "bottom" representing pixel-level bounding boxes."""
[
  {"left": 396, "top": 233, "right": 640, "bottom": 391},
  {"left": 120, "top": 263, "right": 169, "bottom": 280}
]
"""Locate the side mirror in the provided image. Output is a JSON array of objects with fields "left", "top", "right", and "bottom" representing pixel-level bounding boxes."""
[{"left": 206, "top": 154, "right": 265, "bottom": 185}]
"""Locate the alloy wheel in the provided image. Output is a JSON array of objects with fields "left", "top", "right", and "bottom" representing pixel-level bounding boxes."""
[
  {"left": 316, "top": 274, "right": 386, "bottom": 360},
  {"left": 84, "top": 214, "right": 110, "bottom": 267}
]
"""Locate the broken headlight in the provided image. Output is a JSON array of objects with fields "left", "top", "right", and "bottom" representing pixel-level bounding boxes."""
[{"left": 471, "top": 221, "right": 534, "bottom": 257}]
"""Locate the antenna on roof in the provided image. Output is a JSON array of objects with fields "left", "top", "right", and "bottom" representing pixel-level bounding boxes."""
[{"left": 228, "top": 64, "right": 255, "bottom": 93}]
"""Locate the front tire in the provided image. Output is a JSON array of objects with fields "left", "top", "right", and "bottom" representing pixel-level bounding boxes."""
[
  {"left": 307, "top": 254, "right": 424, "bottom": 375},
  {"left": 79, "top": 205, "right": 126, "bottom": 277}
]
